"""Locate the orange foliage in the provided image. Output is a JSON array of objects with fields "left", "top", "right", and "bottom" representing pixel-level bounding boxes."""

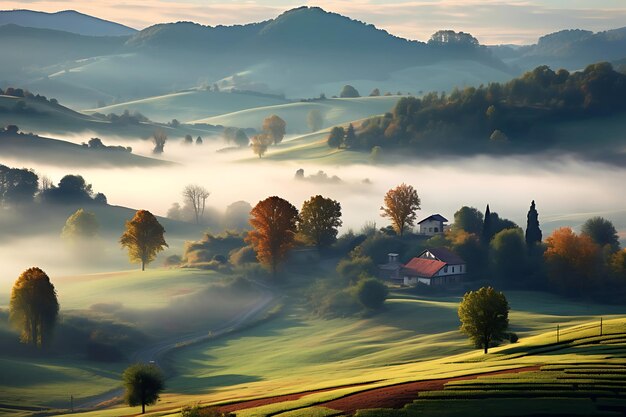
[
  {"left": 245, "top": 196, "right": 299, "bottom": 275},
  {"left": 544, "top": 227, "right": 602, "bottom": 294}
]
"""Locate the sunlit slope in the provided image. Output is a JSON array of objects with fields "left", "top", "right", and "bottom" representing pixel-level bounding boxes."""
[
  {"left": 162, "top": 291, "right": 625, "bottom": 403},
  {"left": 85, "top": 90, "right": 290, "bottom": 123},
  {"left": 193, "top": 96, "right": 400, "bottom": 133},
  {"left": 0, "top": 95, "right": 218, "bottom": 138}
]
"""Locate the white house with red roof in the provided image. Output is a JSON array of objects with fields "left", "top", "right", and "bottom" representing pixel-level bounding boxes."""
[{"left": 402, "top": 247, "right": 466, "bottom": 286}]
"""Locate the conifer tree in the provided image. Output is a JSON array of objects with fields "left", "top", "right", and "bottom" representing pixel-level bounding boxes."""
[
  {"left": 525, "top": 200, "right": 542, "bottom": 248},
  {"left": 482, "top": 204, "right": 492, "bottom": 244}
]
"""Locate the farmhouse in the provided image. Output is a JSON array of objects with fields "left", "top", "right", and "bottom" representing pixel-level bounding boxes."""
[
  {"left": 403, "top": 247, "right": 466, "bottom": 286},
  {"left": 379, "top": 247, "right": 466, "bottom": 286},
  {"left": 418, "top": 214, "right": 448, "bottom": 236}
]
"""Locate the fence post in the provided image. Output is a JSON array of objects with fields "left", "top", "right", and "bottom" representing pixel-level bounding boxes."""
[
  {"left": 600, "top": 317, "right": 603, "bottom": 336},
  {"left": 557, "top": 324, "right": 560, "bottom": 343}
]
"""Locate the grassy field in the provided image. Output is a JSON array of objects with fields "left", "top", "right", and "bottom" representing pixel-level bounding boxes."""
[
  {"left": 49, "top": 288, "right": 625, "bottom": 417},
  {"left": 192, "top": 96, "right": 400, "bottom": 134},
  {"left": 0, "top": 268, "right": 265, "bottom": 414},
  {"left": 85, "top": 90, "right": 291, "bottom": 123}
]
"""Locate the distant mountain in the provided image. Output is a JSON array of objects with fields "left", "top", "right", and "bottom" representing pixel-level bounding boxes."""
[
  {"left": 491, "top": 27, "right": 626, "bottom": 71},
  {"left": 0, "top": 7, "right": 513, "bottom": 107},
  {"left": 0, "top": 9, "right": 137, "bottom": 36}
]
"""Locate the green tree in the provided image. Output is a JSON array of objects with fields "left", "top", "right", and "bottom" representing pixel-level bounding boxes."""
[
  {"left": 340, "top": 85, "right": 360, "bottom": 98},
  {"left": 454, "top": 206, "right": 484, "bottom": 234},
  {"left": 262, "top": 115, "right": 287, "bottom": 144},
  {"left": 307, "top": 109, "right": 323, "bottom": 132},
  {"left": 581, "top": 217, "right": 620, "bottom": 252},
  {"left": 490, "top": 228, "right": 527, "bottom": 287},
  {"left": 120, "top": 210, "right": 168, "bottom": 271},
  {"left": 299, "top": 195, "right": 342, "bottom": 250},
  {"left": 234, "top": 129, "right": 249, "bottom": 147},
  {"left": 369, "top": 88, "right": 381, "bottom": 97},
  {"left": 122, "top": 363, "right": 165, "bottom": 414},
  {"left": 344, "top": 123, "right": 356, "bottom": 148},
  {"left": 336, "top": 256, "right": 378, "bottom": 284},
  {"left": 525, "top": 200, "right": 542, "bottom": 248},
  {"left": 61, "top": 209, "right": 99, "bottom": 240},
  {"left": 381, "top": 183, "right": 421, "bottom": 236},
  {"left": 458, "top": 287, "right": 510, "bottom": 354},
  {"left": 327, "top": 126, "right": 345, "bottom": 149},
  {"left": 10, "top": 267, "right": 59, "bottom": 348},
  {"left": 356, "top": 278, "right": 388, "bottom": 310},
  {"left": 184, "top": 134, "right": 193, "bottom": 145}
]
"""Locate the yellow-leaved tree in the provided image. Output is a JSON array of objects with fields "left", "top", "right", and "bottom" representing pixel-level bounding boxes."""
[{"left": 120, "top": 210, "right": 168, "bottom": 271}]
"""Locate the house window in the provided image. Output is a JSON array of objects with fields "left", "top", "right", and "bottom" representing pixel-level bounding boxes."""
[
  {"left": 434, "top": 227, "right": 439, "bottom": 233},
  {"left": 444, "top": 266, "right": 448, "bottom": 273},
  {"left": 452, "top": 266, "right": 455, "bottom": 273}
]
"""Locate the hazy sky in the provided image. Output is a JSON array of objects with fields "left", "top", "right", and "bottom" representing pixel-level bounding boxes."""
[{"left": 6, "top": 0, "right": 626, "bottom": 44}]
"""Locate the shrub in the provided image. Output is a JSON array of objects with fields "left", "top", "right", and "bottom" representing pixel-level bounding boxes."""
[
  {"left": 336, "top": 256, "right": 377, "bottom": 284},
  {"left": 356, "top": 278, "right": 388, "bottom": 310},
  {"left": 509, "top": 332, "right": 519, "bottom": 343}
]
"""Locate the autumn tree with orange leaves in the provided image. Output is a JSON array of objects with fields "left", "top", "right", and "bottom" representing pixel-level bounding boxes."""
[
  {"left": 544, "top": 227, "right": 602, "bottom": 295},
  {"left": 381, "top": 183, "right": 421, "bottom": 236},
  {"left": 246, "top": 196, "right": 299, "bottom": 276}
]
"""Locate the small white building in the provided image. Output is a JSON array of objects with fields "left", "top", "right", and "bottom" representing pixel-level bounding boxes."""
[
  {"left": 402, "top": 247, "right": 466, "bottom": 286},
  {"left": 418, "top": 214, "right": 448, "bottom": 236}
]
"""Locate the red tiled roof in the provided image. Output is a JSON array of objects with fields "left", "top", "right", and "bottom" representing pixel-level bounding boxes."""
[{"left": 402, "top": 257, "right": 446, "bottom": 278}]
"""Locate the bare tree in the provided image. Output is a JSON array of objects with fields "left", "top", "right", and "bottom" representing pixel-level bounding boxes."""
[{"left": 183, "top": 185, "right": 210, "bottom": 224}]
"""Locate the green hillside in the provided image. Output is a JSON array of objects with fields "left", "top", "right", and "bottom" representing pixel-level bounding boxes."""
[
  {"left": 193, "top": 96, "right": 400, "bottom": 133},
  {"left": 0, "top": 95, "right": 219, "bottom": 139},
  {"left": 85, "top": 90, "right": 290, "bottom": 123}
]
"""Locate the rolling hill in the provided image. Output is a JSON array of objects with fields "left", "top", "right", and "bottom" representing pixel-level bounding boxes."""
[
  {"left": 192, "top": 96, "right": 401, "bottom": 133},
  {"left": 491, "top": 27, "right": 626, "bottom": 71},
  {"left": 0, "top": 94, "right": 220, "bottom": 139},
  {"left": 0, "top": 9, "right": 137, "bottom": 36},
  {"left": 85, "top": 90, "right": 291, "bottom": 123}
]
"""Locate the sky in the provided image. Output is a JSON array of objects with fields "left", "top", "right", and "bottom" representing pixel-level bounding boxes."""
[{"left": 5, "top": 0, "right": 626, "bottom": 44}]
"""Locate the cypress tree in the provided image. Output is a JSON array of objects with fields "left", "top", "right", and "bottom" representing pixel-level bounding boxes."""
[
  {"left": 525, "top": 200, "right": 542, "bottom": 248},
  {"left": 482, "top": 204, "right": 492, "bottom": 244}
]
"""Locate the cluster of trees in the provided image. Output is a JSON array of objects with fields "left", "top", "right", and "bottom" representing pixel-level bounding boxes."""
[
  {"left": 246, "top": 195, "right": 342, "bottom": 275},
  {"left": 349, "top": 62, "right": 626, "bottom": 153},
  {"left": 327, "top": 123, "right": 356, "bottom": 149},
  {"left": 438, "top": 201, "right": 626, "bottom": 299},
  {"left": 0, "top": 87, "right": 59, "bottom": 106},
  {"left": 250, "top": 115, "right": 287, "bottom": 158},
  {"left": 0, "top": 164, "right": 106, "bottom": 206},
  {"left": 81, "top": 137, "right": 132, "bottom": 153},
  {"left": 223, "top": 127, "right": 249, "bottom": 147},
  {"left": 91, "top": 109, "right": 150, "bottom": 125}
]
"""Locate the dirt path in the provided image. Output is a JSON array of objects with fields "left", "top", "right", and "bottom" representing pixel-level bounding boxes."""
[{"left": 72, "top": 287, "right": 275, "bottom": 411}]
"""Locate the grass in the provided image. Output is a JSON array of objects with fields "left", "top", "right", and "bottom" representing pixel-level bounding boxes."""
[
  {"left": 0, "top": 268, "right": 265, "bottom": 413},
  {"left": 192, "top": 96, "right": 400, "bottom": 134},
  {"left": 84, "top": 90, "right": 290, "bottom": 123}
]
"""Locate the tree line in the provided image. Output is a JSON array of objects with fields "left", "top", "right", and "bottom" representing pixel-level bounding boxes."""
[
  {"left": 327, "top": 62, "right": 626, "bottom": 154},
  {"left": 0, "top": 164, "right": 107, "bottom": 206}
]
